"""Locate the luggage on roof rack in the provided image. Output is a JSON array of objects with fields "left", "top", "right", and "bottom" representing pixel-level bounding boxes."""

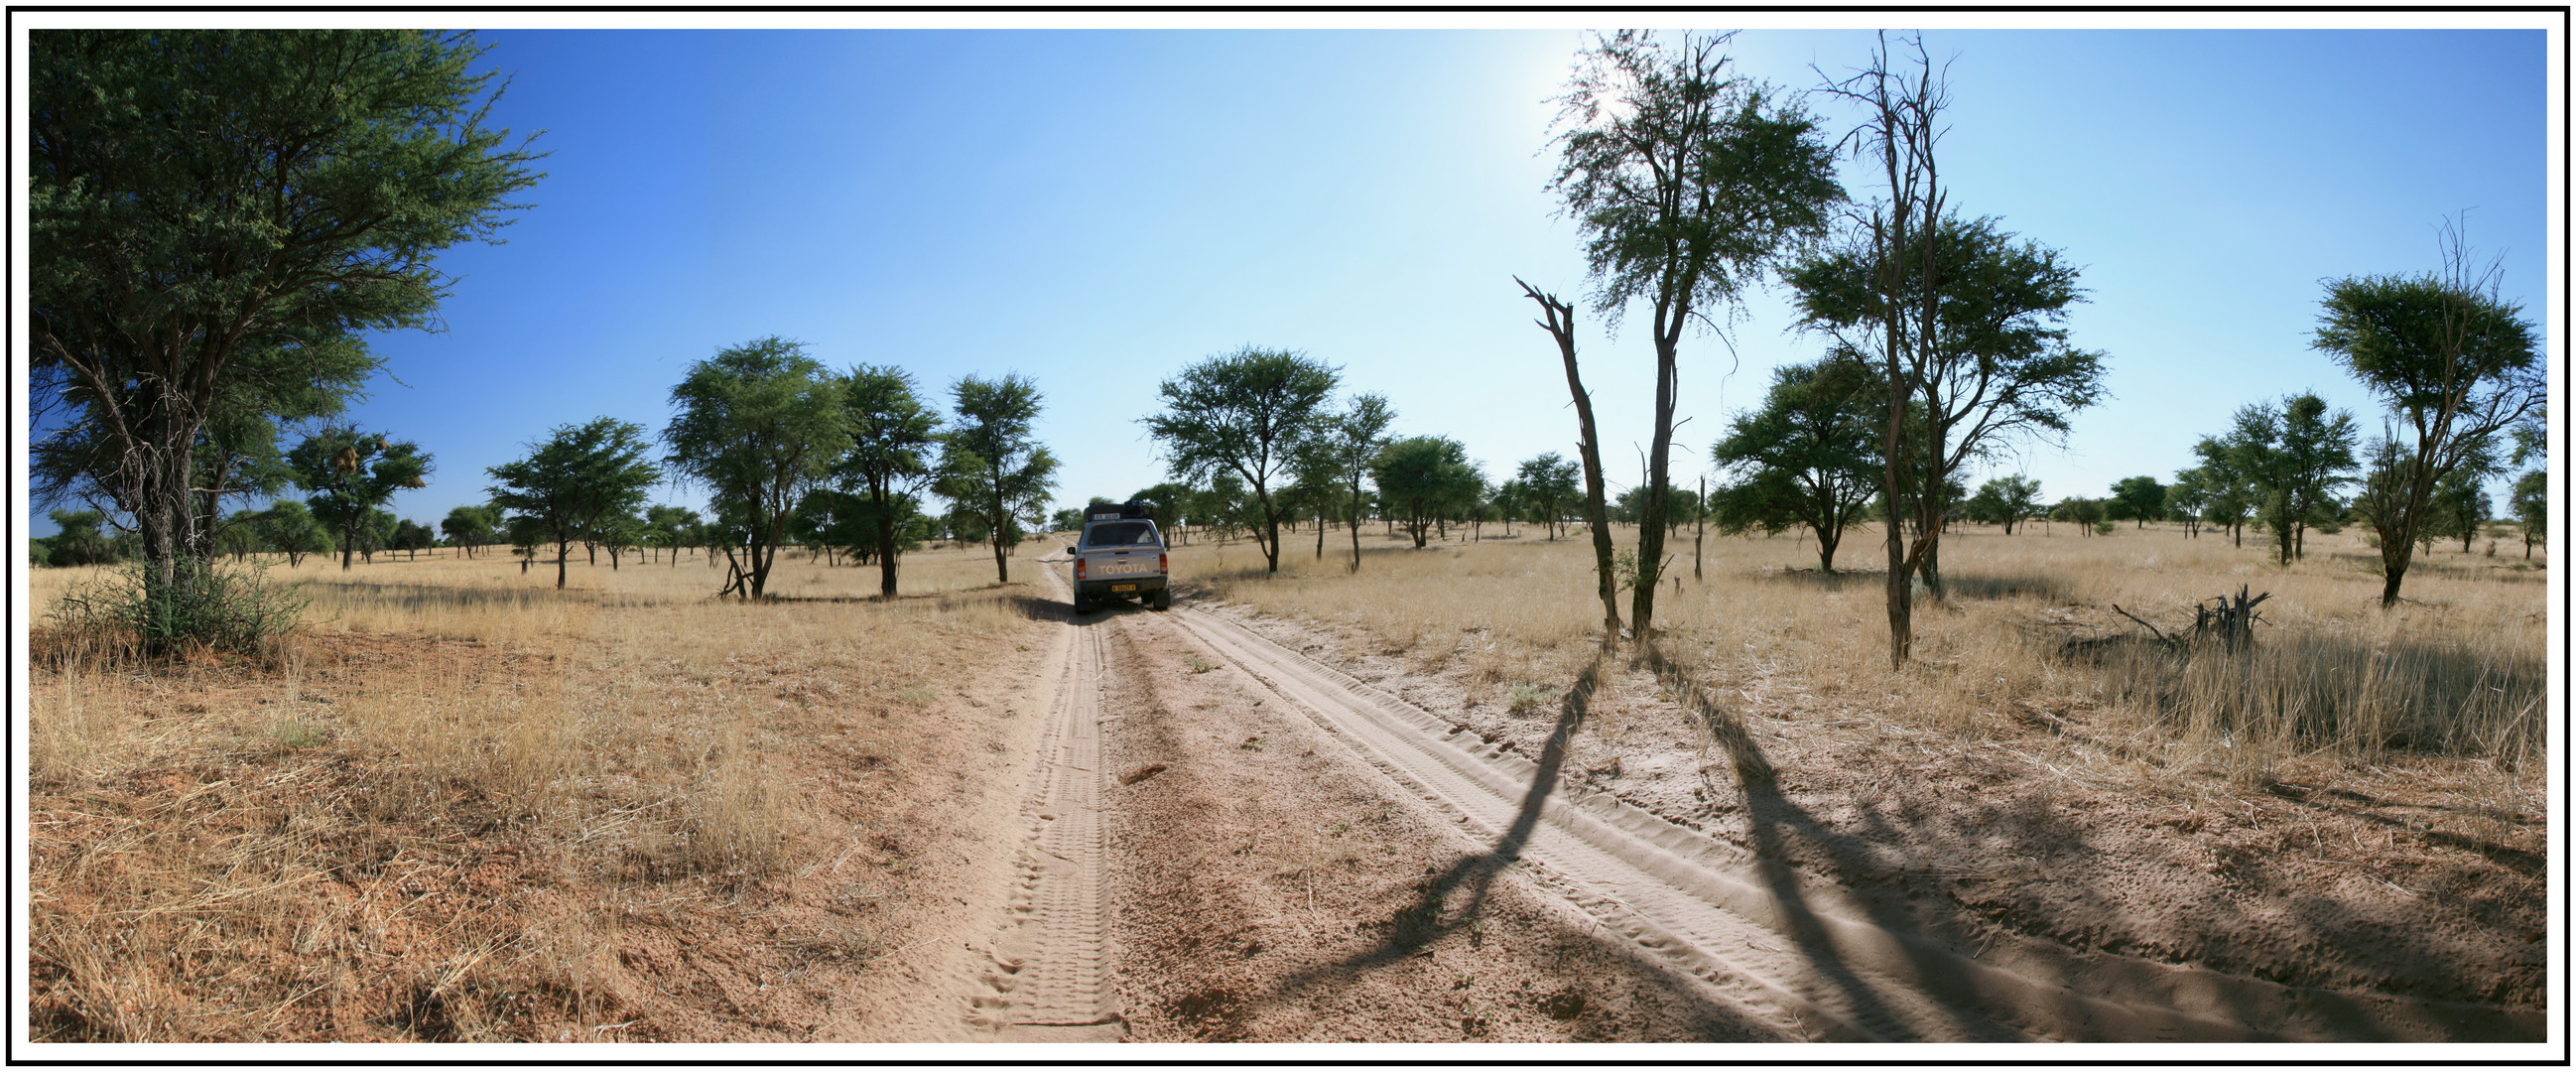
[{"left": 1087, "top": 500, "right": 1153, "bottom": 523}]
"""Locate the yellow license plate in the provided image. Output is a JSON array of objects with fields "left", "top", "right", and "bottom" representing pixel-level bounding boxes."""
[{"left": 1110, "top": 584, "right": 1137, "bottom": 592}]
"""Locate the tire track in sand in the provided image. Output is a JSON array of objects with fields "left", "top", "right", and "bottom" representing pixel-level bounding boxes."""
[
  {"left": 1172, "top": 604, "right": 2539, "bottom": 1043},
  {"left": 960, "top": 564, "right": 1123, "bottom": 1041}
]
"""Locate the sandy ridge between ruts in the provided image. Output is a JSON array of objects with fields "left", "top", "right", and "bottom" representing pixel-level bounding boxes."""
[{"left": 1170, "top": 603, "right": 2541, "bottom": 1043}]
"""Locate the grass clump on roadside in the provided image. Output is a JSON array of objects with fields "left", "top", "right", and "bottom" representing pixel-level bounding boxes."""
[{"left": 41, "top": 558, "right": 307, "bottom": 665}]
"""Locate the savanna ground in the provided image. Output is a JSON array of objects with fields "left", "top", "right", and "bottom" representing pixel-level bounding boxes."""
[
  {"left": 23, "top": 517, "right": 2553, "bottom": 1042},
  {"left": 26, "top": 542, "right": 1060, "bottom": 1042},
  {"left": 1178, "top": 518, "right": 2552, "bottom": 1021}
]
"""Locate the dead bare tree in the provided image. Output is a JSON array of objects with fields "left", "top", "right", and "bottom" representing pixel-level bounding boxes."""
[
  {"left": 1548, "top": 30, "right": 1842, "bottom": 644},
  {"left": 1519, "top": 278, "right": 1622, "bottom": 646},
  {"left": 1819, "top": 31, "right": 1949, "bottom": 669}
]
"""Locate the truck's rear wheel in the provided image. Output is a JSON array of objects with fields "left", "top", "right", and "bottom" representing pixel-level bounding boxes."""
[
  {"left": 1073, "top": 592, "right": 1093, "bottom": 614},
  {"left": 1151, "top": 589, "right": 1171, "bottom": 611}
]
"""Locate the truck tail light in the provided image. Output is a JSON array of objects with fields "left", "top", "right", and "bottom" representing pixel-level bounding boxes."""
[
  {"left": 1159, "top": 552, "right": 1168, "bottom": 574},
  {"left": 1075, "top": 557, "right": 1087, "bottom": 580}
]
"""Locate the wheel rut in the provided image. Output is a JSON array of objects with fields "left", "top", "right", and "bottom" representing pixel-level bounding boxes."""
[
  {"left": 959, "top": 564, "right": 1123, "bottom": 1041},
  {"left": 1166, "top": 603, "right": 2539, "bottom": 1043}
]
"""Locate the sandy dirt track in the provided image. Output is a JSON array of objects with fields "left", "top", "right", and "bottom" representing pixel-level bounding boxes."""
[
  {"left": 962, "top": 603, "right": 1124, "bottom": 1040},
  {"left": 942, "top": 559, "right": 2541, "bottom": 1043}
]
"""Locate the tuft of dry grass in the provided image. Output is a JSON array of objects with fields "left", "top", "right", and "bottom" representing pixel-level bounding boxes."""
[{"left": 26, "top": 542, "right": 1052, "bottom": 1041}]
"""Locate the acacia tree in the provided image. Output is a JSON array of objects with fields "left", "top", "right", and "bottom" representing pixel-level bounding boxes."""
[
  {"left": 645, "top": 505, "right": 703, "bottom": 567},
  {"left": 488, "top": 418, "right": 661, "bottom": 590},
  {"left": 2230, "top": 393, "right": 2360, "bottom": 565},
  {"left": 1515, "top": 453, "right": 1582, "bottom": 541},
  {"left": 1282, "top": 439, "right": 1345, "bottom": 561},
  {"left": 665, "top": 338, "right": 847, "bottom": 600},
  {"left": 1130, "top": 481, "right": 1199, "bottom": 544},
  {"left": 2164, "top": 469, "right": 2209, "bottom": 537},
  {"left": 1190, "top": 472, "right": 1254, "bottom": 545},
  {"left": 2428, "top": 469, "right": 2493, "bottom": 554},
  {"left": 2313, "top": 223, "right": 2544, "bottom": 606},
  {"left": 1550, "top": 30, "right": 1842, "bottom": 642},
  {"left": 2511, "top": 469, "right": 2546, "bottom": 559},
  {"left": 1373, "top": 437, "right": 1481, "bottom": 549},
  {"left": 2508, "top": 420, "right": 2546, "bottom": 559},
  {"left": 2190, "top": 434, "right": 2258, "bottom": 547},
  {"left": 837, "top": 364, "right": 942, "bottom": 597},
  {"left": 2055, "top": 496, "right": 2107, "bottom": 536},
  {"left": 1964, "top": 474, "right": 2042, "bottom": 535},
  {"left": 44, "top": 510, "right": 120, "bottom": 567},
  {"left": 1295, "top": 393, "right": 1394, "bottom": 572},
  {"left": 1789, "top": 213, "right": 2107, "bottom": 601},
  {"left": 442, "top": 505, "right": 497, "bottom": 558},
  {"left": 1142, "top": 347, "right": 1339, "bottom": 576},
  {"left": 1710, "top": 358, "right": 1880, "bottom": 571},
  {"left": 936, "top": 374, "right": 1058, "bottom": 584},
  {"left": 287, "top": 428, "right": 432, "bottom": 572},
  {"left": 2107, "top": 476, "right": 2166, "bottom": 530},
  {"left": 31, "top": 30, "right": 540, "bottom": 614},
  {"left": 392, "top": 519, "right": 436, "bottom": 561},
  {"left": 1517, "top": 280, "right": 1623, "bottom": 643},
  {"left": 252, "top": 501, "right": 333, "bottom": 568}
]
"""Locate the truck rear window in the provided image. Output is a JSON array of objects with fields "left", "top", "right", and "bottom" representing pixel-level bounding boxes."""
[{"left": 1082, "top": 521, "right": 1159, "bottom": 548}]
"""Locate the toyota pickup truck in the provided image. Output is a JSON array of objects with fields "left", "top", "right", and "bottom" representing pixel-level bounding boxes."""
[{"left": 1068, "top": 502, "right": 1169, "bottom": 613}]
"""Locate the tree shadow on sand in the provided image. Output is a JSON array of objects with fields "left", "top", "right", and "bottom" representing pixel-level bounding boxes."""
[
  {"left": 1227, "top": 657, "right": 1789, "bottom": 1038},
  {"left": 1642, "top": 642, "right": 2537, "bottom": 1040}
]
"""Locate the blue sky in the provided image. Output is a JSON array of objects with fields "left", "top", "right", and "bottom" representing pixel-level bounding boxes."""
[{"left": 25, "top": 22, "right": 2556, "bottom": 537}]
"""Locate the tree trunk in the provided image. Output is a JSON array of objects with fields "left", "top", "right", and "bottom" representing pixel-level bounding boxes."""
[
  {"left": 1908, "top": 456, "right": 1946, "bottom": 602},
  {"left": 1632, "top": 323, "right": 1679, "bottom": 640},
  {"left": 1349, "top": 481, "right": 1366, "bottom": 572},
  {"left": 555, "top": 535, "right": 570, "bottom": 590},
  {"left": 1693, "top": 476, "right": 1705, "bottom": 582},
  {"left": 751, "top": 531, "right": 777, "bottom": 598},
  {"left": 1519, "top": 280, "right": 1622, "bottom": 646},
  {"left": 1882, "top": 339, "right": 1913, "bottom": 668},
  {"left": 1261, "top": 495, "right": 1283, "bottom": 574},
  {"left": 874, "top": 500, "right": 901, "bottom": 599}
]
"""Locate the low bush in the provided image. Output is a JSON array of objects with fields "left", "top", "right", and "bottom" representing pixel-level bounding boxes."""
[{"left": 46, "top": 557, "right": 307, "bottom": 662}]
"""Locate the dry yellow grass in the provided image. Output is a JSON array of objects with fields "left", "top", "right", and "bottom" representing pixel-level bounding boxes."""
[
  {"left": 23, "top": 526, "right": 2547, "bottom": 1039},
  {"left": 26, "top": 542, "right": 1050, "bottom": 1042},
  {"left": 1179, "top": 519, "right": 2547, "bottom": 782}
]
